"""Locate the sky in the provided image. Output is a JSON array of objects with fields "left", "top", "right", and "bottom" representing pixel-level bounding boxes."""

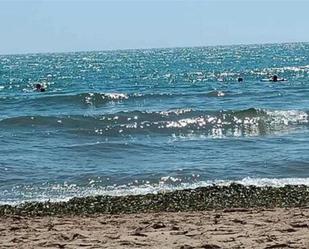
[{"left": 1, "top": 0, "right": 309, "bottom": 54}]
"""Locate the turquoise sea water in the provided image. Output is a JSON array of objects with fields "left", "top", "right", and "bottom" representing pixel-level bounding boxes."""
[{"left": 0, "top": 43, "right": 309, "bottom": 204}]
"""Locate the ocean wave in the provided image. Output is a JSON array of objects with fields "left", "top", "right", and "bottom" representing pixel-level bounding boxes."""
[
  {"left": 249, "top": 64, "right": 309, "bottom": 77},
  {"left": 0, "top": 108, "right": 308, "bottom": 137},
  {"left": 37, "top": 92, "right": 129, "bottom": 106},
  {"left": 0, "top": 90, "right": 236, "bottom": 107}
]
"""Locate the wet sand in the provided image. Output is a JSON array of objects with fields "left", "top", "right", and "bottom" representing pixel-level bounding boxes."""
[{"left": 1, "top": 208, "right": 309, "bottom": 249}]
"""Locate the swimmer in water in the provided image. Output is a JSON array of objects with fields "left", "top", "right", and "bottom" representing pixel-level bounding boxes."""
[
  {"left": 269, "top": 75, "right": 286, "bottom": 82},
  {"left": 271, "top": 75, "right": 278, "bottom": 82},
  {"left": 35, "top": 83, "right": 46, "bottom": 92},
  {"left": 237, "top": 77, "right": 243, "bottom": 82}
]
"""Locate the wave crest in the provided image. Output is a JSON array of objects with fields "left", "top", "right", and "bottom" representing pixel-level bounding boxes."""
[{"left": 1, "top": 108, "right": 308, "bottom": 137}]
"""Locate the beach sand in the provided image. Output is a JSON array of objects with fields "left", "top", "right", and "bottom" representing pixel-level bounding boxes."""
[{"left": 1, "top": 208, "right": 309, "bottom": 249}]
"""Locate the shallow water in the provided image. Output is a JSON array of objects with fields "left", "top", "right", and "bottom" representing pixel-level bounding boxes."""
[{"left": 0, "top": 43, "right": 309, "bottom": 204}]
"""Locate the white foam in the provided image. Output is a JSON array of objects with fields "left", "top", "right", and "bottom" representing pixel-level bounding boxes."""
[
  {"left": 279, "top": 65, "right": 309, "bottom": 72},
  {"left": 160, "top": 109, "right": 193, "bottom": 116},
  {"left": 266, "top": 110, "right": 308, "bottom": 125},
  {"left": 233, "top": 177, "right": 309, "bottom": 187},
  {"left": 166, "top": 117, "right": 206, "bottom": 128},
  {"left": 104, "top": 93, "right": 128, "bottom": 100}
]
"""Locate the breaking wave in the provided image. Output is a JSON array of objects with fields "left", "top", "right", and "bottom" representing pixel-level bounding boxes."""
[{"left": 2, "top": 176, "right": 309, "bottom": 205}]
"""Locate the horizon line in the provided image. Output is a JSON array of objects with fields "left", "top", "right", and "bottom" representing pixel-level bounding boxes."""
[{"left": 1, "top": 40, "right": 308, "bottom": 57}]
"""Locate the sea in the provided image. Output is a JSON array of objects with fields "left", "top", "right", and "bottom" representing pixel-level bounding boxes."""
[{"left": 0, "top": 42, "right": 309, "bottom": 205}]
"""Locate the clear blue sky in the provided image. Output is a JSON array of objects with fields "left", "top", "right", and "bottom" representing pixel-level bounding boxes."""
[{"left": 1, "top": 0, "right": 309, "bottom": 54}]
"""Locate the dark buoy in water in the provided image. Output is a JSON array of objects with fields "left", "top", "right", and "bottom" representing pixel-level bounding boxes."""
[{"left": 237, "top": 77, "right": 243, "bottom": 82}]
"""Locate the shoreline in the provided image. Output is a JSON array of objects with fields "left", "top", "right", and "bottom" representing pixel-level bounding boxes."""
[{"left": 1, "top": 183, "right": 309, "bottom": 216}]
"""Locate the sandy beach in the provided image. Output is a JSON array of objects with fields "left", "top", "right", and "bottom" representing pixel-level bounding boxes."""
[
  {"left": 1, "top": 208, "right": 309, "bottom": 249},
  {"left": 1, "top": 185, "right": 309, "bottom": 248}
]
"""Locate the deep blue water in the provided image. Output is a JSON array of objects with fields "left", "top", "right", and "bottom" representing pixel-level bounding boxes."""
[{"left": 1, "top": 43, "right": 309, "bottom": 204}]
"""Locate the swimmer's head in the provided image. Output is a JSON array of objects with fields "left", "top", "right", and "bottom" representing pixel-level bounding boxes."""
[{"left": 35, "top": 83, "right": 45, "bottom": 92}]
